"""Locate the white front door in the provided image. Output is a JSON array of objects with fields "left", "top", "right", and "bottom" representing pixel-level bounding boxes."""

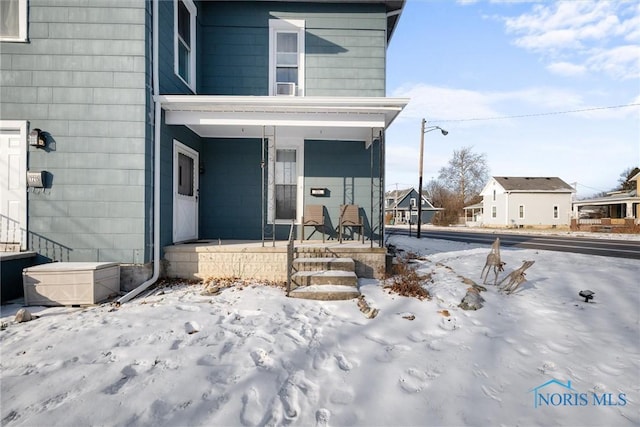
[
  {"left": 0, "top": 121, "right": 27, "bottom": 250},
  {"left": 173, "top": 140, "right": 199, "bottom": 243}
]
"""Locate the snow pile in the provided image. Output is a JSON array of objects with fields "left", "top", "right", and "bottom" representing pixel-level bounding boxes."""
[{"left": 1, "top": 236, "right": 639, "bottom": 426}]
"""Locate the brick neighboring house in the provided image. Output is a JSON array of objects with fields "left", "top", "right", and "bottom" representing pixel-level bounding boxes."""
[
  {"left": 0, "top": 0, "right": 408, "bottom": 291},
  {"left": 477, "top": 177, "right": 575, "bottom": 228}
]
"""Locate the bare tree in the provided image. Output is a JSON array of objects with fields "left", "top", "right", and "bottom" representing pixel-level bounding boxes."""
[
  {"left": 617, "top": 166, "right": 640, "bottom": 191},
  {"left": 437, "top": 146, "right": 489, "bottom": 205}
]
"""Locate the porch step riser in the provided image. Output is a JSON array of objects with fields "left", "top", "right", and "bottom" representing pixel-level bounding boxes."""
[
  {"left": 293, "top": 258, "right": 355, "bottom": 272},
  {"left": 291, "top": 272, "right": 358, "bottom": 287},
  {"left": 289, "top": 289, "right": 360, "bottom": 301}
]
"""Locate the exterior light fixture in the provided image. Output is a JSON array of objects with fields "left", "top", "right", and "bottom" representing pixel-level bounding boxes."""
[
  {"left": 29, "top": 128, "right": 46, "bottom": 148},
  {"left": 417, "top": 119, "right": 448, "bottom": 239}
]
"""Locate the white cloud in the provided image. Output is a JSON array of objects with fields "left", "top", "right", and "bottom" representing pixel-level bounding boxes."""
[
  {"left": 390, "top": 83, "right": 592, "bottom": 123},
  {"left": 587, "top": 45, "right": 640, "bottom": 80},
  {"left": 501, "top": 1, "right": 640, "bottom": 79},
  {"left": 546, "top": 61, "right": 587, "bottom": 77},
  {"left": 391, "top": 83, "right": 502, "bottom": 122}
]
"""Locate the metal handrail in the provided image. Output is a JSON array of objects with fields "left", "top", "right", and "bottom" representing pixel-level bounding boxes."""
[{"left": 286, "top": 219, "right": 295, "bottom": 296}]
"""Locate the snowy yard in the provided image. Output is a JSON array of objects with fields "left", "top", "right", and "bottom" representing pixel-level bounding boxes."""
[{"left": 1, "top": 236, "right": 639, "bottom": 426}]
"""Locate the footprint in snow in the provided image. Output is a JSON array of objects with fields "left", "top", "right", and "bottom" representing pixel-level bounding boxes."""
[
  {"left": 176, "top": 305, "right": 200, "bottom": 312},
  {"left": 250, "top": 348, "right": 274, "bottom": 369},
  {"left": 279, "top": 377, "right": 300, "bottom": 420},
  {"left": 315, "top": 408, "right": 331, "bottom": 427},
  {"left": 312, "top": 349, "right": 330, "bottom": 370},
  {"left": 334, "top": 353, "right": 353, "bottom": 371},
  {"left": 240, "top": 387, "right": 263, "bottom": 427},
  {"left": 375, "top": 344, "right": 411, "bottom": 363},
  {"left": 398, "top": 367, "right": 441, "bottom": 393}
]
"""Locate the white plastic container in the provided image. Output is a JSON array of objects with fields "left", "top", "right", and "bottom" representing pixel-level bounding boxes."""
[{"left": 23, "top": 262, "right": 120, "bottom": 306}]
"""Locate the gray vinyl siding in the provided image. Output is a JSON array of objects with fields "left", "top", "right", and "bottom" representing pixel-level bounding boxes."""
[
  {"left": 198, "top": 1, "right": 387, "bottom": 96},
  {"left": 304, "top": 139, "right": 382, "bottom": 240},
  {"left": 0, "top": 0, "right": 151, "bottom": 263}
]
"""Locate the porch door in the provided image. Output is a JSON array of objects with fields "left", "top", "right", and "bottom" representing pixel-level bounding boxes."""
[
  {"left": 0, "top": 123, "right": 27, "bottom": 249},
  {"left": 173, "top": 140, "right": 199, "bottom": 243}
]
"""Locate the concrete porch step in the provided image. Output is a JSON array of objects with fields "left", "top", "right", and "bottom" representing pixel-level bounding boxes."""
[
  {"left": 291, "top": 270, "right": 357, "bottom": 287},
  {"left": 289, "top": 284, "right": 360, "bottom": 301},
  {"left": 293, "top": 257, "right": 355, "bottom": 272}
]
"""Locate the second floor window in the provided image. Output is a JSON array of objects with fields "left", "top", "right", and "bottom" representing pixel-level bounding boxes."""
[
  {"left": 175, "top": 0, "right": 196, "bottom": 90},
  {"left": 275, "top": 32, "right": 298, "bottom": 95},
  {"left": 269, "top": 19, "right": 305, "bottom": 96}
]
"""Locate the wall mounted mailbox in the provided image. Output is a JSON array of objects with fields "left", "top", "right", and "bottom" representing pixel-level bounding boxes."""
[
  {"left": 310, "top": 188, "right": 328, "bottom": 197},
  {"left": 26, "top": 171, "right": 46, "bottom": 188}
]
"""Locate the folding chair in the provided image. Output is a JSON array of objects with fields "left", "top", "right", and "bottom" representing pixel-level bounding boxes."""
[
  {"left": 339, "top": 204, "right": 364, "bottom": 243},
  {"left": 301, "top": 205, "right": 325, "bottom": 242}
]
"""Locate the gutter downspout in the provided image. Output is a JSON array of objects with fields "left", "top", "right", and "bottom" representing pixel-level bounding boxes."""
[{"left": 117, "top": 0, "right": 161, "bottom": 304}]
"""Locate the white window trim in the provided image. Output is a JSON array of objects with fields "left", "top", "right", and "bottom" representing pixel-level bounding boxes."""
[
  {"left": 519, "top": 204, "right": 525, "bottom": 219},
  {"left": 268, "top": 19, "right": 305, "bottom": 97},
  {"left": 174, "top": 0, "right": 197, "bottom": 92},
  {"left": 553, "top": 205, "right": 559, "bottom": 219},
  {"left": 268, "top": 136, "right": 304, "bottom": 224},
  {"left": 491, "top": 205, "right": 497, "bottom": 218},
  {"left": 0, "top": 0, "right": 28, "bottom": 42}
]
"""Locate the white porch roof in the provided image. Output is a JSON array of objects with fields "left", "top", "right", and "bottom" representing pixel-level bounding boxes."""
[{"left": 157, "top": 95, "right": 409, "bottom": 141}]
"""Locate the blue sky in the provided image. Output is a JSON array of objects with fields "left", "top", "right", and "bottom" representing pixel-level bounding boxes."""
[{"left": 385, "top": 0, "right": 640, "bottom": 198}]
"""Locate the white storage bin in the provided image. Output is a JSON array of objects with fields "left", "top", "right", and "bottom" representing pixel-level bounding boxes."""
[{"left": 23, "top": 262, "right": 120, "bottom": 306}]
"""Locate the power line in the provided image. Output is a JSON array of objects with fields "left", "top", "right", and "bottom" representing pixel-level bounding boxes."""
[{"left": 431, "top": 103, "right": 640, "bottom": 124}]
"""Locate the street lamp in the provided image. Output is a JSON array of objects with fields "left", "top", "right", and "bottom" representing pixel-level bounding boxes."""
[{"left": 417, "top": 118, "right": 448, "bottom": 239}]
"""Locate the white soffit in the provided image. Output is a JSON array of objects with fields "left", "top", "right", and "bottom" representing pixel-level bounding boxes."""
[{"left": 158, "top": 95, "right": 409, "bottom": 137}]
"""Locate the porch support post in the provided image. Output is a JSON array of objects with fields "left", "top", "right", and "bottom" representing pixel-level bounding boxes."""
[{"left": 378, "top": 129, "right": 384, "bottom": 248}]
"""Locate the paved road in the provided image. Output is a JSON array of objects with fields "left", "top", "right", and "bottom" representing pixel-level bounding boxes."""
[{"left": 386, "top": 227, "right": 640, "bottom": 260}]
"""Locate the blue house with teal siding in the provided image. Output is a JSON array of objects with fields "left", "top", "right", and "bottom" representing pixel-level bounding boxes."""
[{"left": 0, "top": 0, "right": 407, "bottom": 294}]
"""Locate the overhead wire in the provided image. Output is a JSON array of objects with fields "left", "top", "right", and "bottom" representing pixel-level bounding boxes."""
[{"left": 429, "top": 103, "right": 640, "bottom": 124}]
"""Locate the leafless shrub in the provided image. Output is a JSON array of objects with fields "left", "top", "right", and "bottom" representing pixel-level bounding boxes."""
[{"left": 384, "top": 257, "right": 431, "bottom": 300}]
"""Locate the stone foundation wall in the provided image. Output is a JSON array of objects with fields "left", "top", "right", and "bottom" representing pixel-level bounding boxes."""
[{"left": 163, "top": 245, "right": 387, "bottom": 282}]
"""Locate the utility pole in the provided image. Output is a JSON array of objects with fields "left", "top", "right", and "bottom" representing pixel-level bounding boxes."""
[
  {"left": 417, "top": 119, "right": 425, "bottom": 238},
  {"left": 417, "top": 119, "right": 448, "bottom": 239}
]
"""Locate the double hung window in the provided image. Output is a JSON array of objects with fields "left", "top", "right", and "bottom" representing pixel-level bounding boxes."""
[
  {"left": 269, "top": 19, "right": 305, "bottom": 96},
  {"left": 175, "top": 0, "right": 197, "bottom": 89},
  {"left": 275, "top": 149, "right": 297, "bottom": 220}
]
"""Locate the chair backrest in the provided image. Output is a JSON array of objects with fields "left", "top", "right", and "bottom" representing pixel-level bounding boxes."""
[
  {"left": 340, "top": 204, "right": 361, "bottom": 225},
  {"left": 303, "top": 205, "right": 324, "bottom": 225}
]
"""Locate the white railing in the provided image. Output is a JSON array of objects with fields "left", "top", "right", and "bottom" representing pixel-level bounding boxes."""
[{"left": 577, "top": 219, "right": 601, "bottom": 225}]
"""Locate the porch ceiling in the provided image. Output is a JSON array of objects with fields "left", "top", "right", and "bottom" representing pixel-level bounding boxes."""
[{"left": 157, "top": 95, "right": 409, "bottom": 140}]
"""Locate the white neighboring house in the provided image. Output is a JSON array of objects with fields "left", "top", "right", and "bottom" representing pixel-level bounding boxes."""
[{"left": 479, "top": 177, "right": 575, "bottom": 228}]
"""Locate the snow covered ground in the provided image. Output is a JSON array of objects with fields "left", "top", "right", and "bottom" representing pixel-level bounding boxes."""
[{"left": 1, "top": 236, "right": 639, "bottom": 427}]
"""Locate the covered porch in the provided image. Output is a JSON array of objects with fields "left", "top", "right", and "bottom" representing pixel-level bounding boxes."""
[{"left": 158, "top": 95, "right": 408, "bottom": 250}]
